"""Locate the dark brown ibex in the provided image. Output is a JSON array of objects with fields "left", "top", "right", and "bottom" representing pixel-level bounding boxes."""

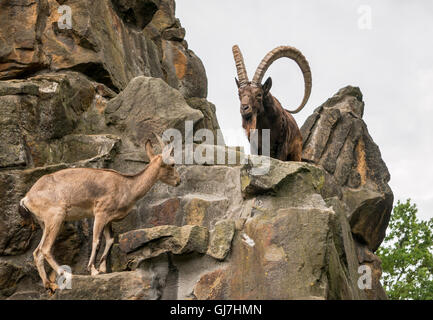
[
  {"left": 232, "top": 45, "right": 312, "bottom": 161},
  {"left": 19, "top": 134, "right": 180, "bottom": 292}
]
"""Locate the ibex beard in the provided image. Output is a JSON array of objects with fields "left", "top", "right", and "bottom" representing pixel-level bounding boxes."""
[{"left": 233, "top": 45, "right": 312, "bottom": 162}]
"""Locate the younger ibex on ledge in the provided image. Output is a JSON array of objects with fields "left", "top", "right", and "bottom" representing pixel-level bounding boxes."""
[
  {"left": 232, "top": 45, "right": 312, "bottom": 161},
  {"left": 19, "top": 134, "right": 180, "bottom": 292}
]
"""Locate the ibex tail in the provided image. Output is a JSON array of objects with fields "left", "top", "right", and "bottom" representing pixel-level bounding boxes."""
[{"left": 19, "top": 197, "right": 36, "bottom": 231}]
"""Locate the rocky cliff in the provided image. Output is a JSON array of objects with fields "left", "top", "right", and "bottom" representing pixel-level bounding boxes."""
[{"left": 0, "top": 0, "right": 391, "bottom": 300}]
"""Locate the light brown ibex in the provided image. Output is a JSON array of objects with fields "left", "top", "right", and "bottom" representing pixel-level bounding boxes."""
[
  {"left": 232, "top": 45, "right": 312, "bottom": 161},
  {"left": 19, "top": 134, "right": 181, "bottom": 292}
]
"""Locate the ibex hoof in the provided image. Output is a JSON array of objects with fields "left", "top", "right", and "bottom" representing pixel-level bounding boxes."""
[
  {"left": 90, "top": 265, "right": 99, "bottom": 276},
  {"left": 45, "top": 282, "right": 58, "bottom": 295},
  {"left": 98, "top": 265, "right": 107, "bottom": 274}
]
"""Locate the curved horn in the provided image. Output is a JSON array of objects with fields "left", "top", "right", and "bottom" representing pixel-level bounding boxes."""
[
  {"left": 252, "top": 46, "right": 312, "bottom": 114},
  {"left": 232, "top": 45, "right": 249, "bottom": 87}
]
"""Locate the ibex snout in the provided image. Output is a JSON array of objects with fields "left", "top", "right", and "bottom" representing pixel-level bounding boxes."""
[
  {"left": 166, "top": 175, "right": 181, "bottom": 187},
  {"left": 241, "top": 105, "right": 251, "bottom": 112},
  {"left": 240, "top": 104, "right": 253, "bottom": 119}
]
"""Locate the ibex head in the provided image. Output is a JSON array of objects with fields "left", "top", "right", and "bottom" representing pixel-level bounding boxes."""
[
  {"left": 232, "top": 45, "right": 312, "bottom": 136},
  {"left": 146, "top": 133, "right": 181, "bottom": 187}
]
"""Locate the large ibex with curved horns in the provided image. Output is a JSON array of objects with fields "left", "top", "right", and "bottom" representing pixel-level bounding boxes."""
[
  {"left": 18, "top": 134, "right": 181, "bottom": 292},
  {"left": 232, "top": 45, "right": 312, "bottom": 161}
]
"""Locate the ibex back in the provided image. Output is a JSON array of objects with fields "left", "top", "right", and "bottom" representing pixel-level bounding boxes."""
[
  {"left": 232, "top": 45, "right": 312, "bottom": 161},
  {"left": 19, "top": 135, "right": 180, "bottom": 292}
]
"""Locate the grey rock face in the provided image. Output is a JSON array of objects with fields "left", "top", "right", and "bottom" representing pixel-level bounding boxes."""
[
  {"left": 52, "top": 270, "right": 160, "bottom": 300},
  {"left": 104, "top": 76, "right": 203, "bottom": 151},
  {"left": 301, "top": 86, "right": 393, "bottom": 252},
  {"left": 1, "top": 92, "right": 391, "bottom": 300},
  {"left": 0, "top": 72, "right": 96, "bottom": 169},
  {"left": 206, "top": 220, "right": 235, "bottom": 260},
  {"left": 0, "top": 0, "right": 207, "bottom": 98},
  {"left": 0, "top": 1, "right": 392, "bottom": 301}
]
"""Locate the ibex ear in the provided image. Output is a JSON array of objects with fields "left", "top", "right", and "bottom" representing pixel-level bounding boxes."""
[
  {"left": 145, "top": 139, "right": 155, "bottom": 161},
  {"left": 235, "top": 77, "right": 240, "bottom": 88},
  {"left": 263, "top": 77, "right": 272, "bottom": 96}
]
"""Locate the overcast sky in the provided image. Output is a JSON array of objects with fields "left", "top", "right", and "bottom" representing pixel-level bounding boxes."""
[{"left": 176, "top": 0, "right": 433, "bottom": 220}]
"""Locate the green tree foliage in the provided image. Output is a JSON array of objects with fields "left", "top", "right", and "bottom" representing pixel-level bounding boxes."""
[{"left": 376, "top": 199, "right": 433, "bottom": 300}]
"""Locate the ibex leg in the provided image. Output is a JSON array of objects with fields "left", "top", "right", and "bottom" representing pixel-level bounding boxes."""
[
  {"left": 33, "top": 223, "right": 50, "bottom": 289},
  {"left": 39, "top": 210, "right": 65, "bottom": 291},
  {"left": 87, "top": 215, "right": 105, "bottom": 276},
  {"left": 98, "top": 223, "right": 114, "bottom": 274}
]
